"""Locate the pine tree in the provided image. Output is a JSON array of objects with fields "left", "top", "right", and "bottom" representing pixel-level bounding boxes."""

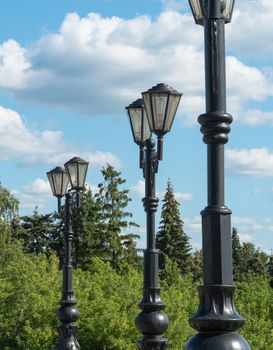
[
  {"left": 239, "top": 242, "right": 266, "bottom": 276},
  {"left": 232, "top": 227, "right": 242, "bottom": 280},
  {"left": 95, "top": 164, "right": 139, "bottom": 269},
  {"left": 18, "top": 208, "right": 60, "bottom": 257},
  {"left": 156, "top": 180, "right": 191, "bottom": 274},
  {"left": 72, "top": 188, "right": 104, "bottom": 268},
  {"left": 245, "top": 252, "right": 266, "bottom": 275}
]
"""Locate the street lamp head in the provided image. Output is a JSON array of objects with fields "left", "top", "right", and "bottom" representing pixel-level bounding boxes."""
[
  {"left": 222, "top": 0, "right": 235, "bottom": 23},
  {"left": 126, "top": 98, "right": 152, "bottom": 146},
  {"left": 47, "top": 166, "right": 69, "bottom": 198},
  {"left": 142, "top": 83, "right": 182, "bottom": 137},
  {"left": 189, "top": 0, "right": 205, "bottom": 25},
  {"left": 189, "top": 0, "right": 235, "bottom": 24},
  {"left": 64, "top": 157, "right": 89, "bottom": 191}
]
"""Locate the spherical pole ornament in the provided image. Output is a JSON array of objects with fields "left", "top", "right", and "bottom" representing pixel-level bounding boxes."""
[
  {"left": 64, "top": 157, "right": 89, "bottom": 191},
  {"left": 142, "top": 83, "right": 182, "bottom": 160}
]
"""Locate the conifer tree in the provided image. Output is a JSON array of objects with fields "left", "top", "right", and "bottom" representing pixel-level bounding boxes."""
[
  {"left": 95, "top": 164, "right": 139, "bottom": 269},
  {"left": 18, "top": 208, "right": 60, "bottom": 257},
  {"left": 156, "top": 180, "right": 191, "bottom": 274},
  {"left": 232, "top": 227, "right": 242, "bottom": 280},
  {"left": 72, "top": 188, "right": 104, "bottom": 268}
]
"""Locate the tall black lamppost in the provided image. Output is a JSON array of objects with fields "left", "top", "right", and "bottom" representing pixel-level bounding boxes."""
[
  {"left": 126, "top": 83, "right": 182, "bottom": 350},
  {"left": 185, "top": 1, "right": 251, "bottom": 349},
  {"left": 47, "top": 157, "right": 89, "bottom": 350}
]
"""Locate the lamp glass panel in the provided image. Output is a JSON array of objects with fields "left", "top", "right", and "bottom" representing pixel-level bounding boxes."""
[
  {"left": 142, "top": 92, "right": 154, "bottom": 131},
  {"left": 52, "top": 172, "right": 63, "bottom": 196},
  {"left": 222, "top": 0, "right": 234, "bottom": 20},
  {"left": 142, "top": 110, "right": 152, "bottom": 142},
  {"left": 151, "top": 94, "right": 168, "bottom": 130},
  {"left": 61, "top": 172, "right": 69, "bottom": 196},
  {"left": 129, "top": 108, "right": 142, "bottom": 143},
  {"left": 47, "top": 173, "right": 56, "bottom": 196},
  {"left": 66, "top": 162, "right": 78, "bottom": 188},
  {"left": 189, "top": 0, "right": 203, "bottom": 21},
  {"left": 78, "top": 163, "right": 88, "bottom": 189},
  {"left": 164, "top": 94, "right": 181, "bottom": 132}
]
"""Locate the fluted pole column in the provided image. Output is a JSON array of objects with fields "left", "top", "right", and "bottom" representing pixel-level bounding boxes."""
[
  {"left": 135, "top": 138, "right": 169, "bottom": 350},
  {"left": 56, "top": 192, "right": 80, "bottom": 350},
  {"left": 184, "top": 1, "right": 251, "bottom": 349}
]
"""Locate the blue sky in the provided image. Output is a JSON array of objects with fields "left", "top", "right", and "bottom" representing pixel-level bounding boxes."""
[{"left": 1, "top": 0, "right": 273, "bottom": 251}]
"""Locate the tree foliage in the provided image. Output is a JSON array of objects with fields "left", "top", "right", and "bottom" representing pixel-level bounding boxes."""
[
  {"left": 94, "top": 164, "right": 139, "bottom": 269},
  {"left": 156, "top": 181, "right": 191, "bottom": 274},
  {"left": 16, "top": 208, "right": 60, "bottom": 257},
  {"left": 0, "top": 182, "right": 19, "bottom": 223}
]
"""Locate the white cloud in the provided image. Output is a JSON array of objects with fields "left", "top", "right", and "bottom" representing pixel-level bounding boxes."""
[
  {"left": 226, "top": 148, "right": 273, "bottom": 177},
  {"left": 0, "top": 105, "right": 121, "bottom": 168},
  {"left": 23, "top": 178, "right": 51, "bottom": 195},
  {"left": 184, "top": 216, "right": 201, "bottom": 234},
  {"left": 227, "top": 0, "right": 273, "bottom": 63},
  {"left": 175, "top": 192, "right": 193, "bottom": 201},
  {"left": 13, "top": 178, "right": 52, "bottom": 209},
  {"left": 131, "top": 180, "right": 145, "bottom": 198},
  {"left": 0, "top": 9, "right": 271, "bottom": 124}
]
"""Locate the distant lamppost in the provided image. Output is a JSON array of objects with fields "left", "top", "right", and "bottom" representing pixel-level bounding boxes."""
[
  {"left": 47, "top": 157, "right": 89, "bottom": 350},
  {"left": 184, "top": 1, "right": 251, "bottom": 350},
  {"left": 126, "top": 83, "right": 182, "bottom": 350}
]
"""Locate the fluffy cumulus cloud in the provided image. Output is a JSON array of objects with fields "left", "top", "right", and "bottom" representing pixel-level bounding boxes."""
[
  {"left": 12, "top": 178, "right": 52, "bottom": 209},
  {"left": 227, "top": 0, "right": 273, "bottom": 63},
  {"left": 0, "top": 4, "right": 272, "bottom": 125},
  {"left": 226, "top": 147, "right": 273, "bottom": 177},
  {"left": 0, "top": 105, "right": 121, "bottom": 168}
]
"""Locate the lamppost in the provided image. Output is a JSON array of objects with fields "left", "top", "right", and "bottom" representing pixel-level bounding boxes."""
[
  {"left": 185, "top": 1, "right": 251, "bottom": 349},
  {"left": 126, "top": 83, "right": 182, "bottom": 350},
  {"left": 47, "top": 157, "right": 89, "bottom": 350}
]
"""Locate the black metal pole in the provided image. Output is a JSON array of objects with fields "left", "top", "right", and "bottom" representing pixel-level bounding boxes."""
[
  {"left": 135, "top": 138, "right": 169, "bottom": 350},
  {"left": 57, "top": 197, "right": 61, "bottom": 214},
  {"left": 184, "top": 1, "right": 251, "bottom": 349},
  {"left": 55, "top": 192, "right": 80, "bottom": 350}
]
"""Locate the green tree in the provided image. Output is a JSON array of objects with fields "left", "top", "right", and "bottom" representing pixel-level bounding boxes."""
[
  {"left": 240, "top": 242, "right": 266, "bottom": 276},
  {"left": 246, "top": 252, "right": 266, "bottom": 275},
  {"left": 156, "top": 180, "right": 191, "bottom": 274},
  {"left": 232, "top": 227, "right": 242, "bottom": 280},
  {"left": 17, "top": 208, "right": 60, "bottom": 257},
  {"left": 95, "top": 164, "right": 139, "bottom": 269},
  {"left": 190, "top": 249, "right": 203, "bottom": 281},
  {"left": 266, "top": 254, "right": 273, "bottom": 288},
  {"left": 72, "top": 188, "right": 104, "bottom": 267},
  {"left": 0, "top": 182, "right": 19, "bottom": 223}
]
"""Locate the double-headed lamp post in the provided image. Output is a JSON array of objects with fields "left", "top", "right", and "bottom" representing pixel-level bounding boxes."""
[
  {"left": 47, "top": 157, "right": 89, "bottom": 350},
  {"left": 126, "top": 83, "right": 182, "bottom": 350},
  {"left": 185, "top": 1, "right": 251, "bottom": 350}
]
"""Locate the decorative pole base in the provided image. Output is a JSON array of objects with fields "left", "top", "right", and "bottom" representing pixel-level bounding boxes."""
[
  {"left": 184, "top": 285, "right": 250, "bottom": 350},
  {"left": 55, "top": 323, "right": 80, "bottom": 350}
]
